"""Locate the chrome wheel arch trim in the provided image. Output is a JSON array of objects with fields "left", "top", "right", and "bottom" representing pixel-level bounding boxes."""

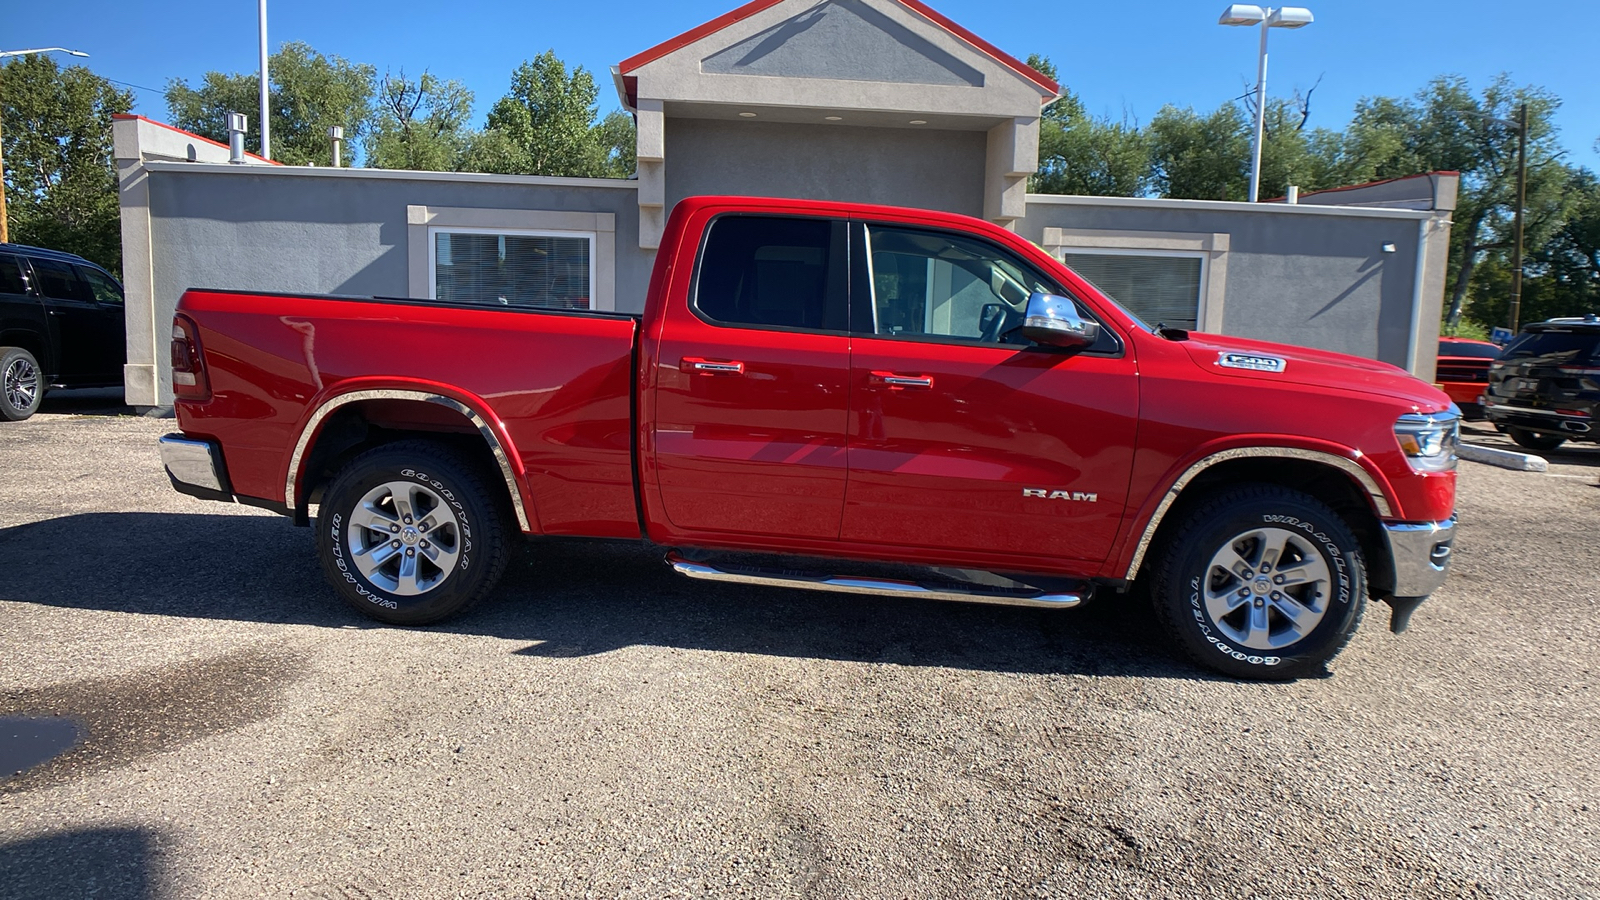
[
  {"left": 1123, "top": 446, "right": 1394, "bottom": 581},
  {"left": 284, "top": 388, "right": 532, "bottom": 532}
]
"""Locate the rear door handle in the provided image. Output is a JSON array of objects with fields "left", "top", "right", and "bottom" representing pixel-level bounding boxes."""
[
  {"left": 681, "top": 357, "right": 745, "bottom": 375},
  {"left": 869, "top": 371, "right": 934, "bottom": 390}
]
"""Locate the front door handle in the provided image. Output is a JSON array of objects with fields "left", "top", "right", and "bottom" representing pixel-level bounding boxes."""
[
  {"left": 869, "top": 371, "right": 934, "bottom": 390},
  {"left": 681, "top": 357, "right": 745, "bottom": 375}
]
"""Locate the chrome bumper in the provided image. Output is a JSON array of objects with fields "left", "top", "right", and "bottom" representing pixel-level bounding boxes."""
[
  {"left": 158, "top": 434, "right": 232, "bottom": 501},
  {"left": 1383, "top": 515, "right": 1456, "bottom": 598}
]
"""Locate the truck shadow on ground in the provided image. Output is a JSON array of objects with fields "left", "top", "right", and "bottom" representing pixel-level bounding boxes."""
[
  {"left": 0, "top": 825, "right": 164, "bottom": 900},
  {"left": 1, "top": 512, "right": 1207, "bottom": 681}
]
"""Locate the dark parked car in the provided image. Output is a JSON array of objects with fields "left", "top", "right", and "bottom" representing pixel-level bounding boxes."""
[
  {"left": 0, "top": 243, "right": 126, "bottom": 421},
  {"left": 1435, "top": 337, "right": 1502, "bottom": 420},
  {"left": 1484, "top": 315, "right": 1600, "bottom": 451}
]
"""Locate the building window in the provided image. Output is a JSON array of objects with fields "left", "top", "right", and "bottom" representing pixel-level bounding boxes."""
[
  {"left": 1059, "top": 251, "right": 1205, "bottom": 331},
  {"left": 430, "top": 227, "right": 594, "bottom": 310}
]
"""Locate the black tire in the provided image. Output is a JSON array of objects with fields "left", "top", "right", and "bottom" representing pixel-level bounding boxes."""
[
  {"left": 315, "top": 440, "right": 511, "bottom": 625},
  {"left": 1507, "top": 427, "right": 1565, "bottom": 452},
  {"left": 1, "top": 347, "right": 44, "bottom": 421},
  {"left": 1150, "top": 485, "right": 1366, "bottom": 680}
]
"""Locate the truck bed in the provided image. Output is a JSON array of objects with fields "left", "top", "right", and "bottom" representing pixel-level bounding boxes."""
[{"left": 176, "top": 289, "right": 642, "bottom": 537}]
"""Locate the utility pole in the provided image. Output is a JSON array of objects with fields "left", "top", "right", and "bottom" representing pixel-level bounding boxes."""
[{"left": 1507, "top": 102, "right": 1528, "bottom": 333}]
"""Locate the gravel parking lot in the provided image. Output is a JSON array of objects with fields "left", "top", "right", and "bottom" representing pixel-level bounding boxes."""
[{"left": 2, "top": 399, "right": 1596, "bottom": 899}]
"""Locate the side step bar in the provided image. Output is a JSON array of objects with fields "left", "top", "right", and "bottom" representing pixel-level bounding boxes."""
[{"left": 665, "top": 552, "right": 1085, "bottom": 610}]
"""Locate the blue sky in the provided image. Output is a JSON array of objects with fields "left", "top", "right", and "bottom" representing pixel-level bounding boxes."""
[{"left": 9, "top": 0, "right": 1599, "bottom": 172}]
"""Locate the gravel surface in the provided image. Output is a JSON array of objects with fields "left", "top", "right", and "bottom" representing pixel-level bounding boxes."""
[{"left": 1, "top": 403, "right": 1596, "bottom": 899}]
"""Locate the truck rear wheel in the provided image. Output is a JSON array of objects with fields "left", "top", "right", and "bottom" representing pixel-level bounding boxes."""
[
  {"left": 1, "top": 347, "right": 43, "bottom": 421},
  {"left": 1150, "top": 485, "right": 1366, "bottom": 680},
  {"left": 315, "top": 440, "right": 511, "bottom": 625}
]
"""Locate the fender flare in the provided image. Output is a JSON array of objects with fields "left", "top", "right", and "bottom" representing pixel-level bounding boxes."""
[
  {"left": 283, "top": 388, "right": 533, "bottom": 532},
  {"left": 1122, "top": 446, "right": 1394, "bottom": 581}
]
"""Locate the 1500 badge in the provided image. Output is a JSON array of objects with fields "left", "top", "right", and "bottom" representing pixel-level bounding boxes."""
[{"left": 1023, "top": 489, "right": 1098, "bottom": 502}]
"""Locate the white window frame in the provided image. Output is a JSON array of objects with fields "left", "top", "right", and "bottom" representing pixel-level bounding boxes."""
[
  {"left": 407, "top": 206, "right": 616, "bottom": 311},
  {"left": 427, "top": 225, "right": 598, "bottom": 309},
  {"left": 1042, "top": 227, "right": 1230, "bottom": 333}
]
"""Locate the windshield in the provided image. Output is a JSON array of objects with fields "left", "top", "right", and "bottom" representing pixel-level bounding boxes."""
[
  {"left": 1439, "top": 340, "right": 1500, "bottom": 360},
  {"left": 1501, "top": 330, "right": 1600, "bottom": 362}
]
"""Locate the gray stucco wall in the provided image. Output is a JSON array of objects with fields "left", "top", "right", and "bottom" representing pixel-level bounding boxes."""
[
  {"left": 1017, "top": 202, "right": 1429, "bottom": 369},
  {"left": 133, "top": 166, "right": 651, "bottom": 405},
  {"left": 664, "top": 118, "right": 987, "bottom": 218}
]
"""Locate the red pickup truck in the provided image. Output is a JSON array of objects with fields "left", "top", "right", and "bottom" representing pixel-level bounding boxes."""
[{"left": 159, "top": 196, "right": 1458, "bottom": 679}]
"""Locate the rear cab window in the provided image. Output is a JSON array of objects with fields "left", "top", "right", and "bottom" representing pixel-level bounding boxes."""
[{"left": 692, "top": 215, "right": 848, "bottom": 333}]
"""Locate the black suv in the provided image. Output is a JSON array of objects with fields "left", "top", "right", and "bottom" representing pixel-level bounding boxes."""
[
  {"left": 1484, "top": 315, "right": 1600, "bottom": 451},
  {"left": 0, "top": 244, "right": 126, "bottom": 421}
]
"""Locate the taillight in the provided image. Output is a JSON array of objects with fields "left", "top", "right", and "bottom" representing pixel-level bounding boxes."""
[{"left": 171, "top": 315, "right": 210, "bottom": 401}]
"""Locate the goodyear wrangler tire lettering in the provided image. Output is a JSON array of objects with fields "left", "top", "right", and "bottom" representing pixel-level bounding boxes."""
[
  {"left": 314, "top": 440, "right": 511, "bottom": 626},
  {"left": 1151, "top": 484, "right": 1367, "bottom": 680}
]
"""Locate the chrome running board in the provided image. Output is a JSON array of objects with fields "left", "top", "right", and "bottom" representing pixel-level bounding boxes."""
[{"left": 665, "top": 552, "right": 1085, "bottom": 610}]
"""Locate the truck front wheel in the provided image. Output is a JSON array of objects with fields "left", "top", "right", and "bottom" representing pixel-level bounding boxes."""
[
  {"left": 1150, "top": 485, "right": 1366, "bottom": 680},
  {"left": 315, "top": 440, "right": 511, "bottom": 625}
]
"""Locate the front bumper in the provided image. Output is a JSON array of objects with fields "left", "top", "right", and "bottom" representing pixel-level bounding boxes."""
[
  {"left": 1382, "top": 515, "right": 1456, "bottom": 599},
  {"left": 158, "top": 434, "right": 233, "bottom": 503}
]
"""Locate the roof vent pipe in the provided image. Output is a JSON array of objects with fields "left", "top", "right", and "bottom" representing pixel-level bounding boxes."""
[
  {"left": 1286, "top": 185, "right": 1300, "bottom": 204},
  {"left": 227, "top": 112, "right": 248, "bottom": 164}
]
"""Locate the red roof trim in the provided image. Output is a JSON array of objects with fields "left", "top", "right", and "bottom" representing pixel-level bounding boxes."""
[
  {"left": 617, "top": 0, "right": 1059, "bottom": 97},
  {"left": 113, "top": 113, "right": 284, "bottom": 166},
  {"left": 1266, "top": 170, "right": 1459, "bottom": 203},
  {"left": 618, "top": 0, "right": 784, "bottom": 74},
  {"left": 896, "top": 0, "right": 1058, "bottom": 95}
]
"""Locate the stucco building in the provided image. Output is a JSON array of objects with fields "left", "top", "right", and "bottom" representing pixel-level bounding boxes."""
[{"left": 114, "top": 0, "right": 1456, "bottom": 410}]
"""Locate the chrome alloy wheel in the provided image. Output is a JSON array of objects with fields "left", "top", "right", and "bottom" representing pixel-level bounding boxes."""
[
  {"left": 1202, "top": 527, "right": 1332, "bottom": 650},
  {"left": 346, "top": 480, "right": 461, "bottom": 596},
  {"left": 4, "top": 356, "right": 38, "bottom": 411}
]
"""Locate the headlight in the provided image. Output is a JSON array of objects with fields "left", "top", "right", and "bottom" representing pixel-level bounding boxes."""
[{"left": 1394, "top": 409, "right": 1460, "bottom": 472}]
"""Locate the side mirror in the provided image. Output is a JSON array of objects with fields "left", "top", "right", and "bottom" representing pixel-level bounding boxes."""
[{"left": 1011, "top": 291, "right": 1100, "bottom": 350}]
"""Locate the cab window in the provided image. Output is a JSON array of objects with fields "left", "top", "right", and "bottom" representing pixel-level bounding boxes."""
[{"left": 693, "top": 215, "right": 847, "bottom": 332}]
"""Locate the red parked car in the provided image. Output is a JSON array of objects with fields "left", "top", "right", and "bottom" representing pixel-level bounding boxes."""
[
  {"left": 1434, "top": 338, "right": 1502, "bottom": 420},
  {"left": 157, "top": 197, "right": 1459, "bottom": 679}
]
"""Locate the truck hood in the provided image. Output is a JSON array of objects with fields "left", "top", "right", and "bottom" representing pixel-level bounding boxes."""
[{"left": 1178, "top": 332, "right": 1452, "bottom": 411}]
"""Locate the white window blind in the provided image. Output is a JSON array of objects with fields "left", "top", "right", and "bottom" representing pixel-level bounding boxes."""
[
  {"left": 433, "top": 230, "right": 592, "bottom": 309},
  {"left": 1061, "top": 252, "right": 1202, "bottom": 331}
]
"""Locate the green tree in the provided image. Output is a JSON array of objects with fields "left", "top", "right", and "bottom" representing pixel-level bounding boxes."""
[
  {"left": 1328, "top": 76, "right": 1569, "bottom": 329},
  {"left": 166, "top": 42, "right": 376, "bottom": 166},
  {"left": 1027, "top": 55, "right": 1147, "bottom": 197},
  {"left": 473, "top": 51, "right": 633, "bottom": 178},
  {"left": 365, "top": 70, "right": 473, "bottom": 171},
  {"left": 0, "top": 55, "right": 132, "bottom": 272},
  {"left": 1465, "top": 168, "right": 1600, "bottom": 325},
  {"left": 1147, "top": 104, "right": 1251, "bottom": 200}
]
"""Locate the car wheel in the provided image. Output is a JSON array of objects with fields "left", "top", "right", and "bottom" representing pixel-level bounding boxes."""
[
  {"left": 0, "top": 347, "right": 43, "bottom": 422},
  {"left": 1507, "top": 427, "right": 1565, "bottom": 452},
  {"left": 315, "top": 440, "right": 511, "bottom": 625},
  {"left": 1150, "top": 485, "right": 1366, "bottom": 680}
]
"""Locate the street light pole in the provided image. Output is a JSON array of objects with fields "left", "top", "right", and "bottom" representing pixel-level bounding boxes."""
[
  {"left": 258, "top": 0, "right": 271, "bottom": 161},
  {"left": 1508, "top": 102, "right": 1528, "bottom": 333},
  {"left": 0, "top": 47, "right": 91, "bottom": 245},
  {"left": 1248, "top": 16, "right": 1270, "bottom": 203},
  {"left": 1219, "top": 6, "right": 1314, "bottom": 202}
]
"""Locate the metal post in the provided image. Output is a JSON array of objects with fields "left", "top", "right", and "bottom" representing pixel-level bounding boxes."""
[
  {"left": 258, "top": 0, "right": 271, "bottom": 160},
  {"left": 328, "top": 125, "right": 343, "bottom": 167},
  {"left": 1507, "top": 102, "right": 1528, "bottom": 333},
  {"left": 1247, "top": 12, "right": 1270, "bottom": 202}
]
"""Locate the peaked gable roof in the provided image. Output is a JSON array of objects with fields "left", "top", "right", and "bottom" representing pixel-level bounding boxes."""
[{"left": 618, "top": 0, "right": 1058, "bottom": 97}]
